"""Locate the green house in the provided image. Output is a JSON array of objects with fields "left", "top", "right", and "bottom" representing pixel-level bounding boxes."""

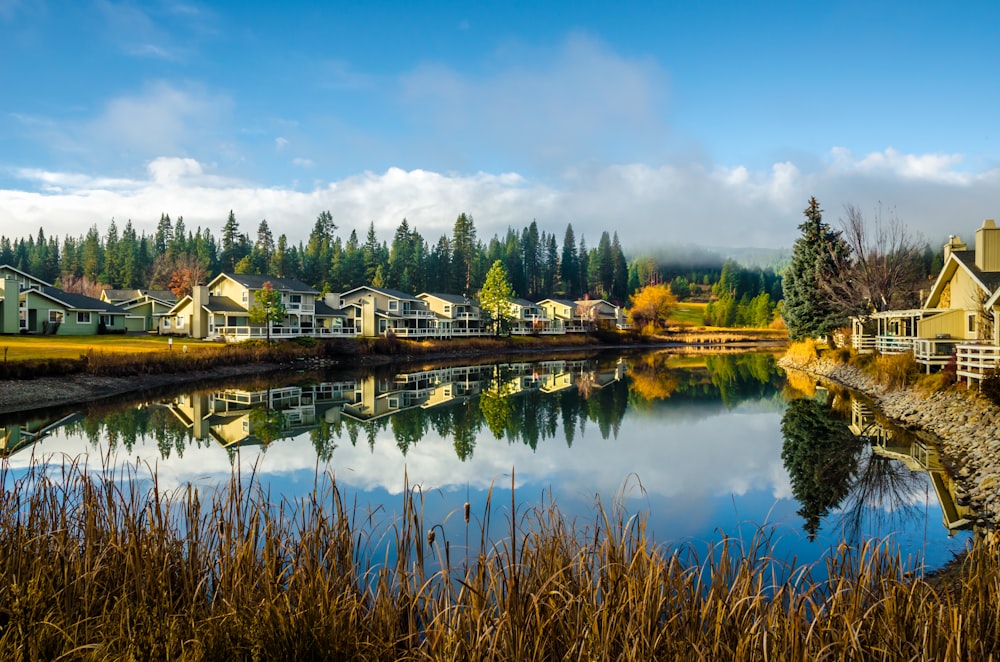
[{"left": 20, "top": 286, "right": 128, "bottom": 335}]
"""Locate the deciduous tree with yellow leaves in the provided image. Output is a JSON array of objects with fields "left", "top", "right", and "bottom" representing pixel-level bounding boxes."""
[{"left": 626, "top": 283, "right": 677, "bottom": 332}]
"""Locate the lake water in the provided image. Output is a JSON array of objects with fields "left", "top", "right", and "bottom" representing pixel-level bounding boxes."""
[{"left": 0, "top": 350, "right": 972, "bottom": 573}]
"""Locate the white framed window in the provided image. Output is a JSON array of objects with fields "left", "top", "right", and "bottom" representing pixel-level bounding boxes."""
[
  {"left": 163, "top": 318, "right": 172, "bottom": 329},
  {"left": 49, "top": 310, "right": 64, "bottom": 324},
  {"left": 100, "top": 315, "right": 113, "bottom": 326},
  {"left": 443, "top": 305, "right": 451, "bottom": 314},
  {"left": 242, "top": 291, "right": 248, "bottom": 303},
  {"left": 177, "top": 316, "right": 185, "bottom": 329},
  {"left": 77, "top": 312, "right": 92, "bottom": 324},
  {"left": 388, "top": 300, "right": 398, "bottom": 311},
  {"left": 968, "top": 314, "right": 978, "bottom": 334}
]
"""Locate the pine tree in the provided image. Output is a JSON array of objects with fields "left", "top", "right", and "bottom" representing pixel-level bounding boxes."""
[{"left": 782, "top": 197, "right": 851, "bottom": 341}]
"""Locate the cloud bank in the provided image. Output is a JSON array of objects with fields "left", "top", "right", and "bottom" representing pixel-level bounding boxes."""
[{"left": 4, "top": 147, "right": 1000, "bottom": 251}]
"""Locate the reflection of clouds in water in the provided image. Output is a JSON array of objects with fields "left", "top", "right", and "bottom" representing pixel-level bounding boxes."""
[{"left": 9, "top": 399, "right": 789, "bottom": 507}]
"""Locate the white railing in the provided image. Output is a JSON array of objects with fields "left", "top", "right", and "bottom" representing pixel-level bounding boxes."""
[
  {"left": 911, "top": 338, "right": 957, "bottom": 369},
  {"left": 852, "top": 334, "right": 877, "bottom": 353},
  {"left": 876, "top": 335, "right": 915, "bottom": 354},
  {"left": 956, "top": 343, "right": 1000, "bottom": 383},
  {"left": 216, "top": 326, "right": 360, "bottom": 341}
]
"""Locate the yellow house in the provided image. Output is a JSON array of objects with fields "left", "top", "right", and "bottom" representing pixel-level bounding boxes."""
[{"left": 855, "top": 220, "right": 1000, "bottom": 374}]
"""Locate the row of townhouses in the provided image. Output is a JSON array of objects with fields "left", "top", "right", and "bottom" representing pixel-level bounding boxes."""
[
  {"left": 0, "top": 265, "right": 627, "bottom": 340},
  {"left": 851, "top": 218, "right": 1000, "bottom": 385}
]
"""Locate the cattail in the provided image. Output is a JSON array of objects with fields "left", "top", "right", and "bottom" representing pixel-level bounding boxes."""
[
  {"left": 464, "top": 502, "right": 471, "bottom": 524},
  {"left": 427, "top": 529, "right": 435, "bottom": 545}
]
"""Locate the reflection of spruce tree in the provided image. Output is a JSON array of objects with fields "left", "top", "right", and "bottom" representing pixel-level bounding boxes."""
[
  {"left": 450, "top": 403, "right": 480, "bottom": 460},
  {"left": 391, "top": 408, "right": 427, "bottom": 455},
  {"left": 780, "top": 398, "right": 864, "bottom": 540},
  {"left": 561, "top": 393, "right": 578, "bottom": 447},
  {"left": 521, "top": 390, "right": 542, "bottom": 450}
]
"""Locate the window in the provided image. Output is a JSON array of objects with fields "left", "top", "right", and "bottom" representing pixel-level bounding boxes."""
[
  {"left": 388, "top": 300, "right": 398, "bottom": 311},
  {"left": 100, "top": 315, "right": 113, "bottom": 327},
  {"left": 49, "top": 310, "right": 64, "bottom": 324},
  {"left": 443, "top": 305, "right": 451, "bottom": 314},
  {"left": 290, "top": 294, "right": 301, "bottom": 303},
  {"left": 77, "top": 312, "right": 92, "bottom": 324},
  {"left": 242, "top": 291, "right": 248, "bottom": 303},
  {"left": 176, "top": 316, "right": 185, "bottom": 328},
  {"left": 163, "top": 318, "right": 172, "bottom": 329},
  {"left": 968, "top": 314, "right": 978, "bottom": 334}
]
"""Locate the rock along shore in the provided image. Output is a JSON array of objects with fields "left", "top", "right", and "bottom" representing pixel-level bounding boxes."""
[{"left": 779, "top": 355, "right": 1000, "bottom": 528}]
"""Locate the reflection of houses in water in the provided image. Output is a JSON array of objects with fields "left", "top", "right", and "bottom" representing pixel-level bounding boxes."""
[
  {"left": 166, "top": 381, "right": 358, "bottom": 448},
  {"left": 3, "top": 358, "right": 629, "bottom": 456},
  {"left": 0, "top": 412, "right": 84, "bottom": 457},
  {"left": 849, "top": 398, "right": 974, "bottom": 533}
]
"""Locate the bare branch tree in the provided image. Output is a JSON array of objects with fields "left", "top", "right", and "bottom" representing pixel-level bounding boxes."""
[{"left": 822, "top": 203, "right": 928, "bottom": 323}]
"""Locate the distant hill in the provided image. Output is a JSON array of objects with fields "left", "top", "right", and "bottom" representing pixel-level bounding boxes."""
[{"left": 720, "top": 247, "right": 791, "bottom": 273}]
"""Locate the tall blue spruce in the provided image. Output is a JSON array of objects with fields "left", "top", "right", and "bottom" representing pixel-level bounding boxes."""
[{"left": 782, "top": 197, "right": 851, "bottom": 341}]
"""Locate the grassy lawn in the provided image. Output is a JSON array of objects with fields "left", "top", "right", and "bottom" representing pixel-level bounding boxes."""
[
  {"left": 668, "top": 302, "right": 708, "bottom": 326},
  {"left": 0, "top": 335, "right": 222, "bottom": 361}
]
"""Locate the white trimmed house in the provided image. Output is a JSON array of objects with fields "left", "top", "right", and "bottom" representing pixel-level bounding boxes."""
[
  {"left": 417, "top": 292, "right": 486, "bottom": 337},
  {"left": 101, "top": 288, "right": 178, "bottom": 332},
  {"left": 161, "top": 273, "right": 358, "bottom": 341},
  {"left": 339, "top": 286, "right": 441, "bottom": 338},
  {"left": 852, "top": 219, "right": 1000, "bottom": 382},
  {"left": 0, "top": 265, "right": 128, "bottom": 335}
]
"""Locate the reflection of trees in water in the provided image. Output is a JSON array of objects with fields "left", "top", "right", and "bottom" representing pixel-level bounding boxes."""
[
  {"left": 781, "top": 393, "right": 930, "bottom": 542},
  {"left": 65, "top": 405, "right": 192, "bottom": 459},
  {"left": 49, "top": 356, "right": 640, "bottom": 462},
  {"left": 627, "top": 352, "right": 782, "bottom": 408},
  {"left": 781, "top": 397, "right": 864, "bottom": 540},
  {"left": 839, "top": 448, "right": 927, "bottom": 545}
]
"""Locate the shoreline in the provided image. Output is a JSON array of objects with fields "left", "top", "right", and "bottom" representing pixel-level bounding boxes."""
[
  {"left": 778, "top": 354, "right": 1000, "bottom": 529},
  {"left": 0, "top": 334, "right": 787, "bottom": 419}
]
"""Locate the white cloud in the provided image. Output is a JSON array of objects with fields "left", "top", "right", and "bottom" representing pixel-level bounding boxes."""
[
  {"left": 275, "top": 137, "right": 288, "bottom": 150},
  {"left": 4, "top": 147, "right": 1000, "bottom": 249}
]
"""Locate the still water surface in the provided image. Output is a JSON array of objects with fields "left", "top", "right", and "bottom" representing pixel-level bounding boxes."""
[{"left": 0, "top": 350, "right": 972, "bottom": 572}]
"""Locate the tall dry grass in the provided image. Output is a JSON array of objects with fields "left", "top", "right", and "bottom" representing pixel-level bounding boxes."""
[{"left": 0, "top": 461, "right": 997, "bottom": 661}]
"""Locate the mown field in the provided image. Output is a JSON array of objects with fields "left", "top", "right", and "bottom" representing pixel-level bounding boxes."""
[{"left": 0, "top": 334, "right": 220, "bottom": 361}]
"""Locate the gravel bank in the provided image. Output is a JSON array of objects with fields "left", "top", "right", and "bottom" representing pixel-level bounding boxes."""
[{"left": 779, "top": 355, "right": 999, "bottom": 528}]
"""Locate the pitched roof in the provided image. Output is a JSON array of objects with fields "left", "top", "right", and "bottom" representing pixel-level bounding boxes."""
[
  {"left": 216, "top": 273, "right": 318, "bottom": 293},
  {"left": 36, "top": 286, "right": 128, "bottom": 314},
  {"left": 952, "top": 250, "right": 1000, "bottom": 294},
  {"left": 314, "top": 299, "right": 348, "bottom": 317},
  {"left": 343, "top": 285, "right": 420, "bottom": 301},
  {"left": 419, "top": 292, "right": 474, "bottom": 304}
]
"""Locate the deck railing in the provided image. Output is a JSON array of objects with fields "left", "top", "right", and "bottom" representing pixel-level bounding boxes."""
[
  {"left": 875, "top": 336, "right": 915, "bottom": 354},
  {"left": 956, "top": 343, "right": 1000, "bottom": 384}
]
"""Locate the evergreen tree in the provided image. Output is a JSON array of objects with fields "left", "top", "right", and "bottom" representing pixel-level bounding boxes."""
[
  {"left": 560, "top": 224, "right": 578, "bottom": 296},
  {"left": 220, "top": 210, "right": 244, "bottom": 272},
  {"left": 782, "top": 197, "right": 851, "bottom": 341},
  {"left": 451, "top": 213, "right": 477, "bottom": 295},
  {"left": 611, "top": 232, "right": 628, "bottom": 302}
]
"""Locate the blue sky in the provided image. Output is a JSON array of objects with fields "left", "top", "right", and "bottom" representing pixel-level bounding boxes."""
[{"left": 3, "top": 1, "right": 1000, "bottom": 251}]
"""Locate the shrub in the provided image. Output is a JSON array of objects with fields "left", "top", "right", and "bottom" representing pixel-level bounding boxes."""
[
  {"left": 784, "top": 339, "right": 819, "bottom": 364},
  {"left": 980, "top": 369, "right": 1000, "bottom": 406},
  {"left": 873, "top": 351, "right": 920, "bottom": 390}
]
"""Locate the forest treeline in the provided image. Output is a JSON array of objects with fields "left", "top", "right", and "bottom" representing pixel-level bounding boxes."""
[{"left": 1, "top": 210, "right": 788, "bottom": 326}]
